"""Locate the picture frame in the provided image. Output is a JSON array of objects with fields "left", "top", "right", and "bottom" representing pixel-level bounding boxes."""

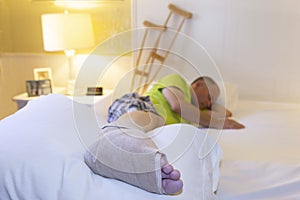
[
  {"left": 33, "top": 68, "right": 53, "bottom": 84},
  {"left": 26, "top": 79, "right": 52, "bottom": 97}
]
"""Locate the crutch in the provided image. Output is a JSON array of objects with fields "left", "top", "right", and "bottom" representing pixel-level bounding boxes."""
[{"left": 131, "top": 4, "right": 192, "bottom": 94}]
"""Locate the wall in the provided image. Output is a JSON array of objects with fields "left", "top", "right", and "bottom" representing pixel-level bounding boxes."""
[
  {"left": 0, "top": 53, "right": 67, "bottom": 118},
  {"left": 132, "top": 0, "right": 300, "bottom": 103},
  {"left": 0, "top": 0, "right": 131, "bottom": 53}
]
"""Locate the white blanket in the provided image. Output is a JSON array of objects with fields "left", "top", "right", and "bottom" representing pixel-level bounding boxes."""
[
  {"left": 0, "top": 94, "right": 221, "bottom": 200},
  {"left": 216, "top": 100, "right": 300, "bottom": 200}
]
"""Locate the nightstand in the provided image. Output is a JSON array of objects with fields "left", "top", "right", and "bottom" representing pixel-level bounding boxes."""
[
  {"left": 12, "top": 88, "right": 113, "bottom": 110},
  {"left": 12, "top": 87, "right": 66, "bottom": 110},
  {"left": 69, "top": 89, "right": 113, "bottom": 105}
]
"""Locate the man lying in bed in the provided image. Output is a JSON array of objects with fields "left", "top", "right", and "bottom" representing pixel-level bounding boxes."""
[
  {"left": 85, "top": 74, "right": 243, "bottom": 196},
  {"left": 108, "top": 74, "right": 244, "bottom": 129},
  {"left": 145, "top": 74, "right": 244, "bottom": 129}
]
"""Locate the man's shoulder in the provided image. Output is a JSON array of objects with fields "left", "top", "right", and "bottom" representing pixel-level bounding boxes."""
[
  {"left": 146, "top": 74, "right": 188, "bottom": 95},
  {"left": 158, "top": 74, "right": 187, "bottom": 85}
]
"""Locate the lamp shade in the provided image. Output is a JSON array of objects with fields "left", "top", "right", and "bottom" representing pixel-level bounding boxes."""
[{"left": 41, "top": 13, "right": 95, "bottom": 51}]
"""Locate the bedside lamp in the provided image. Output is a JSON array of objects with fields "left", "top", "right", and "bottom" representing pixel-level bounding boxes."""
[{"left": 41, "top": 12, "right": 95, "bottom": 95}]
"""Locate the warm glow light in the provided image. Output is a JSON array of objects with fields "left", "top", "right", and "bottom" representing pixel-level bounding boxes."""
[
  {"left": 41, "top": 13, "right": 95, "bottom": 94},
  {"left": 41, "top": 13, "right": 95, "bottom": 51}
]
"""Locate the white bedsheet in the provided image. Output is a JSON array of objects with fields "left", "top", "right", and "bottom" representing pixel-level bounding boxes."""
[
  {"left": 0, "top": 94, "right": 221, "bottom": 200},
  {"left": 216, "top": 100, "right": 300, "bottom": 200}
]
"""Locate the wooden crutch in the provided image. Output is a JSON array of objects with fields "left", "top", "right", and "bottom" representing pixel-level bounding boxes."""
[{"left": 131, "top": 4, "right": 192, "bottom": 94}]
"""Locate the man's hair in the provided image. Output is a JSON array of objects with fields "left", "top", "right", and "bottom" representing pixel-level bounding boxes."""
[
  {"left": 191, "top": 76, "right": 220, "bottom": 93},
  {"left": 191, "top": 76, "right": 217, "bottom": 86}
]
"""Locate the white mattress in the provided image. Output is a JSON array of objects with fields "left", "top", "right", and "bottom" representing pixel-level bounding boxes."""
[{"left": 216, "top": 100, "right": 300, "bottom": 200}]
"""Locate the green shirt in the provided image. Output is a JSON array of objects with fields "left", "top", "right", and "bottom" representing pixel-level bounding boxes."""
[{"left": 145, "top": 74, "right": 191, "bottom": 125}]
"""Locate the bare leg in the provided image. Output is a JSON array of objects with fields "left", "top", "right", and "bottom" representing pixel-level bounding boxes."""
[{"left": 116, "top": 111, "right": 165, "bottom": 132}]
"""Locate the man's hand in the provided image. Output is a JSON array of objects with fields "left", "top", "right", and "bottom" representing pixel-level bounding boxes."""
[
  {"left": 209, "top": 118, "right": 245, "bottom": 129},
  {"left": 221, "top": 118, "right": 245, "bottom": 129}
]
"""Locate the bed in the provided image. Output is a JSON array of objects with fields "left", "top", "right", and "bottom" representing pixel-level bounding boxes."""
[
  {"left": 216, "top": 100, "right": 300, "bottom": 200},
  {"left": 130, "top": 1, "right": 300, "bottom": 198},
  {"left": 1, "top": 90, "right": 300, "bottom": 200},
  {"left": 0, "top": 93, "right": 221, "bottom": 200}
]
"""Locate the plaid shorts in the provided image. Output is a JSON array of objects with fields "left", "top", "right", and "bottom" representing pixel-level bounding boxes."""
[{"left": 107, "top": 92, "right": 159, "bottom": 123}]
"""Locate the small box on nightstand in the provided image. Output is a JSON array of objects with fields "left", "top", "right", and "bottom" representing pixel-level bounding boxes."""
[{"left": 86, "top": 87, "right": 103, "bottom": 96}]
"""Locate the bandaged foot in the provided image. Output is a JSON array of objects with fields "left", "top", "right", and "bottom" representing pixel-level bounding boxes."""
[{"left": 84, "top": 125, "right": 183, "bottom": 195}]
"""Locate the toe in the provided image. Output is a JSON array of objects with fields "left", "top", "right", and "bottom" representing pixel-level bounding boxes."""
[
  {"left": 162, "top": 179, "right": 183, "bottom": 195},
  {"left": 162, "top": 164, "right": 173, "bottom": 175},
  {"left": 169, "top": 170, "right": 181, "bottom": 180}
]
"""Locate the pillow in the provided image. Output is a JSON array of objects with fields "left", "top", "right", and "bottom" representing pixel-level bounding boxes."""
[{"left": 216, "top": 82, "right": 239, "bottom": 112}]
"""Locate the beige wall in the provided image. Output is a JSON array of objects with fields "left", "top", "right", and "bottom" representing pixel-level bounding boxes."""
[
  {"left": 0, "top": 54, "right": 66, "bottom": 119},
  {"left": 0, "top": 0, "right": 131, "bottom": 53}
]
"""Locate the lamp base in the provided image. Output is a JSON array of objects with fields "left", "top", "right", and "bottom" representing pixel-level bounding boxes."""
[{"left": 66, "top": 79, "right": 75, "bottom": 95}]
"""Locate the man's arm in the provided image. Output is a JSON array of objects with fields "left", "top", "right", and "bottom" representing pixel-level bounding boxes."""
[
  {"left": 162, "top": 86, "right": 211, "bottom": 127},
  {"left": 162, "top": 87, "right": 244, "bottom": 129}
]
